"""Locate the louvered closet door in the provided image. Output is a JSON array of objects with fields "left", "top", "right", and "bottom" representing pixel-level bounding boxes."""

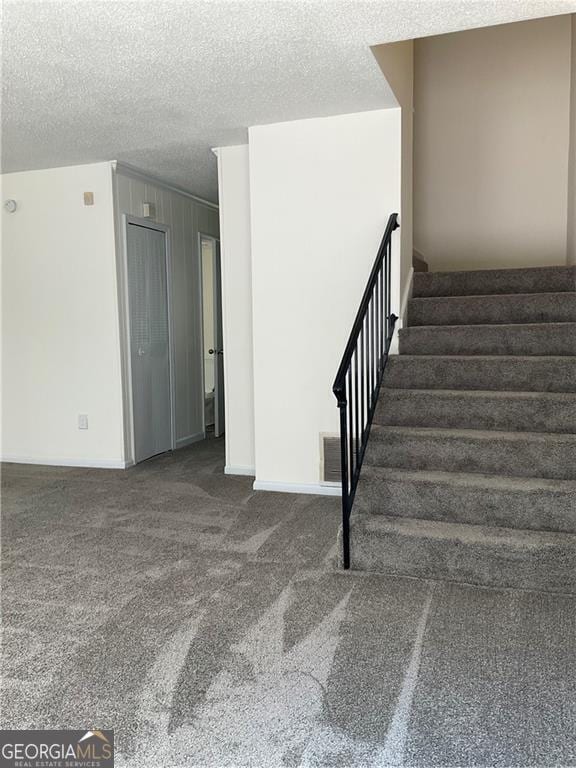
[{"left": 127, "top": 223, "right": 172, "bottom": 463}]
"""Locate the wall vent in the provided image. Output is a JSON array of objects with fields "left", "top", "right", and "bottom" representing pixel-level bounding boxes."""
[{"left": 321, "top": 434, "right": 341, "bottom": 484}]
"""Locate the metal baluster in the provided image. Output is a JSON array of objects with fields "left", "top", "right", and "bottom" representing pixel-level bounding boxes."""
[
  {"left": 339, "top": 389, "right": 350, "bottom": 569},
  {"left": 350, "top": 354, "right": 354, "bottom": 481},
  {"left": 379, "top": 284, "right": 382, "bottom": 376},
  {"left": 354, "top": 347, "right": 360, "bottom": 472},
  {"left": 374, "top": 294, "right": 378, "bottom": 398},
  {"left": 369, "top": 293, "right": 373, "bottom": 401},
  {"left": 358, "top": 325, "right": 366, "bottom": 444},
  {"left": 348, "top": 363, "right": 354, "bottom": 485},
  {"left": 364, "top": 315, "right": 369, "bottom": 432},
  {"left": 386, "top": 243, "right": 391, "bottom": 340},
  {"left": 378, "top": 265, "right": 383, "bottom": 376}
]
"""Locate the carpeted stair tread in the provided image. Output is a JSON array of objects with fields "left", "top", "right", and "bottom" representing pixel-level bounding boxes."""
[
  {"left": 384, "top": 355, "right": 576, "bottom": 392},
  {"left": 347, "top": 264, "right": 576, "bottom": 591},
  {"left": 413, "top": 265, "right": 576, "bottom": 298},
  {"left": 408, "top": 292, "right": 576, "bottom": 327},
  {"left": 375, "top": 388, "right": 576, "bottom": 433},
  {"left": 348, "top": 515, "right": 576, "bottom": 594},
  {"left": 398, "top": 322, "right": 576, "bottom": 356},
  {"left": 366, "top": 425, "right": 576, "bottom": 480},
  {"left": 354, "top": 466, "right": 576, "bottom": 533}
]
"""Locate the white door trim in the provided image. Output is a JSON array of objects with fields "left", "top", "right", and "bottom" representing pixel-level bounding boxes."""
[
  {"left": 121, "top": 215, "right": 176, "bottom": 463},
  {"left": 198, "top": 232, "right": 222, "bottom": 437}
]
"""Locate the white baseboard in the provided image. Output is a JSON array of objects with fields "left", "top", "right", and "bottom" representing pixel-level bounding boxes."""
[
  {"left": 225, "top": 465, "right": 256, "bottom": 477},
  {"left": 175, "top": 432, "right": 205, "bottom": 448},
  {"left": 253, "top": 479, "right": 341, "bottom": 496},
  {"left": 1, "top": 455, "right": 129, "bottom": 469}
]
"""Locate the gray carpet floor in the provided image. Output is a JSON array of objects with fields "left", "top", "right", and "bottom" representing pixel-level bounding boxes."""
[{"left": 2, "top": 438, "right": 575, "bottom": 767}]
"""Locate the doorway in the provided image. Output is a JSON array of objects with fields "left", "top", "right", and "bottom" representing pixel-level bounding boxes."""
[
  {"left": 201, "top": 235, "right": 225, "bottom": 438},
  {"left": 125, "top": 220, "right": 174, "bottom": 463}
]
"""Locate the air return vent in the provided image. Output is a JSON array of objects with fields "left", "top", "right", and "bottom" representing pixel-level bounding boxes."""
[{"left": 321, "top": 434, "right": 341, "bottom": 484}]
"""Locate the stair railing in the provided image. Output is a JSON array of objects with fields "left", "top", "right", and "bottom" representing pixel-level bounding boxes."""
[{"left": 332, "top": 213, "right": 399, "bottom": 569}]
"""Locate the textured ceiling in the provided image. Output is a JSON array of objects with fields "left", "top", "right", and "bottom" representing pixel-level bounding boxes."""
[{"left": 3, "top": 0, "right": 576, "bottom": 201}]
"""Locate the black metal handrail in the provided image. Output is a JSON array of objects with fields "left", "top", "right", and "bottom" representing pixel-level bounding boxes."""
[{"left": 332, "top": 213, "right": 399, "bottom": 569}]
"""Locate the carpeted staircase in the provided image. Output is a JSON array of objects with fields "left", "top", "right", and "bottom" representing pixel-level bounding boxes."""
[{"left": 350, "top": 265, "right": 576, "bottom": 594}]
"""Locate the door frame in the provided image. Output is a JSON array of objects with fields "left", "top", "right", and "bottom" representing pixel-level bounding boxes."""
[
  {"left": 198, "top": 233, "right": 222, "bottom": 436},
  {"left": 121, "top": 215, "right": 176, "bottom": 463}
]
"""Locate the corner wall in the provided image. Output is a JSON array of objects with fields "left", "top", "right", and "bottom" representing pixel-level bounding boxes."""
[
  {"left": 372, "top": 40, "right": 414, "bottom": 309},
  {"left": 414, "top": 15, "right": 572, "bottom": 271},
  {"left": 215, "top": 146, "right": 256, "bottom": 475},
  {"left": 248, "top": 109, "right": 401, "bottom": 491},
  {"left": 1, "top": 162, "right": 124, "bottom": 466}
]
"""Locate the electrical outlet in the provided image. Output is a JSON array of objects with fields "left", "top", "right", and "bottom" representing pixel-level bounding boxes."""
[{"left": 78, "top": 414, "right": 89, "bottom": 430}]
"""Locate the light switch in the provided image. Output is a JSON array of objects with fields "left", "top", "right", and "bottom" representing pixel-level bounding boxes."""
[
  {"left": 78, "top": 414, "right": 89, "bottom": 430},
  {"left": 83, "top": 192, "right": 94, "bottom": 206},
  {"left": 142, "top": 202, "right": 155, "bottom": 219}
]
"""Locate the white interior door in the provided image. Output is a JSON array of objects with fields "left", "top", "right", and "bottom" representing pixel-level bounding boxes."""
[
  {"left": 213, "top": 243, "right": 225, "bottom": 437},
  {"left": 127, "top": 223, "right": 172, "bottom": 463}
]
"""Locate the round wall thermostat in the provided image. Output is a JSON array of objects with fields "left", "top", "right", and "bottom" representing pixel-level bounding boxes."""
[{"left": 4, "top": 199, "right": 17, "bottom": 213}]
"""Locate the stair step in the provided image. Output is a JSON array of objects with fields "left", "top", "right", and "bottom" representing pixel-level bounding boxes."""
[
  {"left": 348, "top": 515, "right": 576, "bottom": 594},
  {"left": 354, "top": 467, "right": 576, "bottom": 533},
  {"left": 374, "top": 389, "right": 576, "bottom": 433},
  {"left": 366, "top": 426, "right": 576, "bottom": 481},
  {"left": 407, "top": 292, "right": 576, "bottom": 327},
  {"left": 413, "top": 265, "right": 576, "bottom": 298},
  {"left": 384, "top": 355, "right": 576, "bottom": 393},
  {"left": 398, "top": 323, "right": 576, "bottom": 356}
]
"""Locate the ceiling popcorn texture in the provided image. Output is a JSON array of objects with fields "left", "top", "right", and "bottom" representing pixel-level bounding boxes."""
[{"left": 3, "top": 0, "right": 576, "bottom": 201}]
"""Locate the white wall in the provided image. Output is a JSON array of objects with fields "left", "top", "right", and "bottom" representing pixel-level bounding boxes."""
[
  {"left": 1, "top": 162, "right": 124, "bottom": 466},
  {"left": 414, "top": 16, "right": 572, "bottom": 271},
  {"left": 249, "top": 110, "right": 401, "bottom": 491},
  {"left": 215, "top": 145, "right": 256, "bottom": 476},
  {"left": 568, "top": 14, "right": 576, "bottom": 265},
  {"left": 113, "top": 166, "right": 219, "bottom": 461}
]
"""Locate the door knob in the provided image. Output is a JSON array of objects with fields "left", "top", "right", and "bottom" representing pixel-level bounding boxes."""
[{"left": 138, "top": 347, "right": 146, "bottom": 356}]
